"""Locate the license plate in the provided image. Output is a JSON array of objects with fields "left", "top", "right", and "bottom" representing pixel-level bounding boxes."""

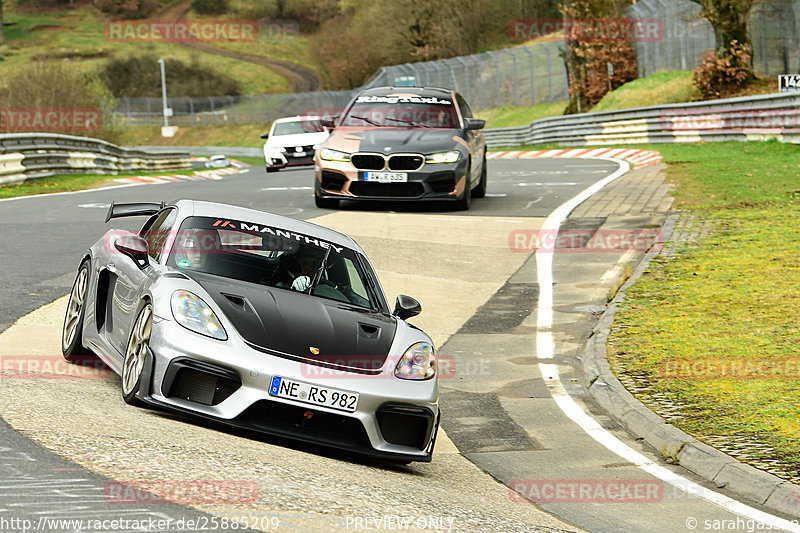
[
  {"left": 269, "top": 375, "right": 359, "bottom": 413},
  {"left": 363, "top": 171, "right": 408, "bottom": 183},
  {"left": 292, "top": 151, "right": 307, "bottom": 157}
]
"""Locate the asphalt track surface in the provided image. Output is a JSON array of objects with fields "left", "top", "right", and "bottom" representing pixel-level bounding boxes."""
[{"left": 0, "top": 160, "right": 795, "bottom": 532}]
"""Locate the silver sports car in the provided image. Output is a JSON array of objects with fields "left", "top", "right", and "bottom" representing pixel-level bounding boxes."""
[{"left": 61, "top": 199, "right": 439, "bottom": 462}]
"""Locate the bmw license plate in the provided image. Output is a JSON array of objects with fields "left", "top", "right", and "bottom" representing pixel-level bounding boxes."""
[
  {"left": 363, "top": 171, "right": 407, "bottom": 183},
  {"left": 269, "top": 375, "right": 359, "bottom": 413},
  {"left": 292, "top": 152, "right": 307, "bottom": 157}
]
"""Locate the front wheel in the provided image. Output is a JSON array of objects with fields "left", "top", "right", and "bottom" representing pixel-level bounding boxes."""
[
  {"left": 471, "top": 155, "right": 487, "bottom": 199},
  {"left": 454, "top": 163, "right": 471, "bottom": 211},
  {"left": 121, "top": 302, "right": 153, "bottom": 406},
  {"left": 62, "top": 261, "right": 91, "bottom": 359}
]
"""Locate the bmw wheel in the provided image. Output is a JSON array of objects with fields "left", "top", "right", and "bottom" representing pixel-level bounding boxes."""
[
  {"left": 454, "top": 159, "right": 471, "bottom": 210},
  {"left": 122, "top": 302, "right": 152, "bottom": 406},
  {"left": 471, "top": 155, "right": 487, "bottom": 199},
  {"left": 62, "top": 261, "right": 91, "bottom": 359}
]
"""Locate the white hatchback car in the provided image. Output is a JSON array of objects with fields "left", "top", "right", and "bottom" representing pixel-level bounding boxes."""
[{"left": 261, "top": 116, "right": 329, "bottom": 173}]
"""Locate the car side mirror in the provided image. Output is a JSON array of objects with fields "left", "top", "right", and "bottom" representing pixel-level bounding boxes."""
[
  {"left": 465, "top": 118, "right": 486, "bottom": 130},
  {"left": 114, "top": 235, "right": 149, "bottom": 269},
  {"left": 260, "top": 133, "right": 269, "bottom": 139},
  {"left": 320, "top": 118, "right": 336, "bottom": 129},
  {"left": 393, "top": 294, "right": 421, "bottom": 320}
]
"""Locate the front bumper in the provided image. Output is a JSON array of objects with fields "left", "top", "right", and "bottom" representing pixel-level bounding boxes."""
[
  {"left": 139, "top": 319, "right": 439, "bottom": 462},
  {"left": 315, "top": 158, "right": 469, "bottom": 202}
]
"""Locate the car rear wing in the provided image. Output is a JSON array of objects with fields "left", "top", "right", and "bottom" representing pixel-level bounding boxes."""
[{"left": 105, "top": 201, "right": 166, "bottom": 223}]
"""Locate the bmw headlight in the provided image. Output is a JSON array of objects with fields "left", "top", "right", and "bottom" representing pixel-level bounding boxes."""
[
  {"left": 320, "top": 148, "right": 350, "bottom": 162},
  {"left": 394, "top": 342, "right": 436, "bottom": 380},
  {"left": 170, "top": 290, "right": 227, "bottom": 340},
  {"left": 425, "top": 151, "right": 460, "bottom": 163}
]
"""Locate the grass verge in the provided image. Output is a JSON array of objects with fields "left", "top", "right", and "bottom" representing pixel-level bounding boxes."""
[
  {"left": 604, "top": 140, "right": 800, "bottom": 479},
  {"left": 0, "top": 168, "right": 196, "bottom": 200}
]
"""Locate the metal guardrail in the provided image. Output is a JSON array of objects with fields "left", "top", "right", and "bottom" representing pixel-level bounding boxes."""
[
  {"left": 0, "top": 133, "right": 191, "bottom": 185},
  {"left": 482, "top": 92, "right": 800, "bottom": 148}
]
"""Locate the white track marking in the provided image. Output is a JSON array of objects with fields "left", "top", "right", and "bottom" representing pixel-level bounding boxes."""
[{"left": 535, "top": 157, "right": 800, "bottom": 532}]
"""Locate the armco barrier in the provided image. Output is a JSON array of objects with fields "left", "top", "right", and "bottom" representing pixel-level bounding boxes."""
[
  {"left": 0, "top": 133, "right": 191, "bottom": 185},
  {"left": 483, "top": 92, "right": 800, "bottom": 148}
]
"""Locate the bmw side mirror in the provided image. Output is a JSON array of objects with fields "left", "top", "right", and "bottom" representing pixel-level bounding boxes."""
[
  {"left": 114, "top": 235, "right": 149, "bottom": 269},
  {"left": 465, "top": 118, "right": 486, "bottom": 130},
  {"left": 393, "top": 294, "right": 422, "bottom": 320},
  {"left": 260, "top": 133, "right": 269, "bottom": 139}
]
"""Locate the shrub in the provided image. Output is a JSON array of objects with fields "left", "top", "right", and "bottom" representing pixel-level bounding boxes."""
[
  {"left": 191, "top": 0, "right": 228, "bottom": 15},
  {"left": 99, "top": 54, "right": 241, "bottom": 98},
  {"left": 692, "top": 41, "right": 753, "bottom": 99},
  {"left": 95, "top": 0, "right": 159, "bottom": 19},
  {"left": 0, "top": 59, "right": 122, "bottom": 142}
]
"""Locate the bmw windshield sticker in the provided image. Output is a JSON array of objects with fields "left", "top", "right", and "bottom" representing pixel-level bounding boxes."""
[
  {"left": 355, "top": 95, "right": 452, "bottom": 105},
  {"left": 211, "top": 219, "right": 343, "bottom": 253}
]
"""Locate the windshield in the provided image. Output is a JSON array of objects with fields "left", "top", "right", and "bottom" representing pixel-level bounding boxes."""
[
  {"left": 271, "top": 119, "right": 324, "bottom": 136},
  {"left": 340, "top": 95, "right": 459, "bottom": 128},
  {"left": 167, "top": 216, "right": 380, "bottom": 311}
]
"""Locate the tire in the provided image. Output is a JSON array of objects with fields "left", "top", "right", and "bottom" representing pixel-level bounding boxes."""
[
  {"left": 62, "top": 260, "right": 91, "bottom": 360},
  {"left": 453, "top": 161, "right": 471, "bottom": 210},
  {"left": 315, "top": 195, "right": 340, "bottom": 209},
  {"left": 471, "top": 155, "right": 487, "bottom": 199},
  {"left": 121, "top": 302, "right": 153, "bottom": 406}
]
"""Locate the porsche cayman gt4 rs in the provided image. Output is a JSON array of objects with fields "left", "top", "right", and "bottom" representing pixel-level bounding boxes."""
[{"left": 61, "top": 200, "right": 439, "bottom": 462}]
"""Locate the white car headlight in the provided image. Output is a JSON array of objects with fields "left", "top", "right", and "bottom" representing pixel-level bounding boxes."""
[
  {"left": 394, "top": 342, "right": 436, "bottom": 380},
  {"left": 425, "top": 151, "right": 460, "bottom": 163},
  {"left": 170, "top": 290, "right": 227, "bottom": 340},
  {"left": 320, "top": 148, "right": 350, "bottom": 162}
]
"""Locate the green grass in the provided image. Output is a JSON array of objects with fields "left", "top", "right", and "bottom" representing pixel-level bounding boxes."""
[
  {"left": 476, "top": 101, "right": 567, "bottom": 128},
  {"left": 0, "top": 168, "right": 195, "bottom": 199},
  {"left": 0, "top": 3, "right": 295, "bottom": 94},
  {"left": 115, "top": 123, "right": 267, "bottom": 147},
  {"left": 606, "top": 140, "right": 800, "bottom": 474},
  {"left": 591, "top": 71, "right": 698, "bottom": 112}
]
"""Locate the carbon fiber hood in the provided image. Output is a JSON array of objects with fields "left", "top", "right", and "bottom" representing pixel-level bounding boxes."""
[{"left": 190, "top": 272, "right": 397, "bottom": 370}]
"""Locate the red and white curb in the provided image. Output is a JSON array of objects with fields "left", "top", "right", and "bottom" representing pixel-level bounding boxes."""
[
  {"left": 488, "top": 148, "right": 663, "bottom": 170},
  {"left": 114, "top": 166, "right": 241, "bottom": 185}
]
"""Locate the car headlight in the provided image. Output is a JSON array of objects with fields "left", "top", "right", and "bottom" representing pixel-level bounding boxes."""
[
  {"left": 170, "top": 290, "right": 227, "bottom": 340},
  {"left": 426, "top": 151, "right": 460, "bottom": 163},
  {"left": 394, "top": 342, "right": 436, "bottom": 380},
  {"left": 320, "top": 148, "right": 350, "bottom": 162},
  {"left": 278, "top": 147, "right": 287, "bottom": 153}
]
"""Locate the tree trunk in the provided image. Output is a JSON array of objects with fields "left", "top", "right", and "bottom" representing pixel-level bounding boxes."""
[{"left": 692, "top": 0, "right": 756, "bottom": 58}]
